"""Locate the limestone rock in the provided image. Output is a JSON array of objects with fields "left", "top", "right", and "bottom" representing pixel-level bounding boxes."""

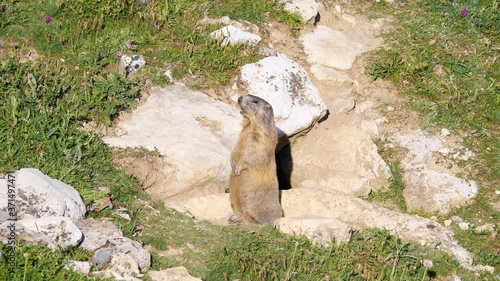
[
  {"left": 392, "top": 131, "right": 478, "bottom": 214},
  {"left": 77, "top": 219, "right": 151, "bottom": 271},
  {"left": 210, "top": 25, "right": 261, "bottom": 46},
  {"left": 172, "top": 187, "right": 473, "bottom": 269},
  {"left": 64, "top": 260, "right": 92, "bottom": 275},
  {"left": 292, "top": 125, "right": 391, "bottom": 195},
  {"left": 301, "top": 25, "right": 372, "bottom": 70},
  {"left": 279, "top": 0, "right": 319, "bottom": 22},
  {"left": 16, "top": 217, "right": 83, "bottom": 249},
  {"left": 148, "top": 266, "right": 202, "bottom": 281},
  {"left": 104, "top": 84, "right": 241, "bottom": 201},
  {"left": 0, "top": 168, "right": 86, "bottom": 221},
  {"left": 274, "top": 216, "right": 352, "bottom": 246},
  {"left": 108, "top": 253, "right": 140, "bottom": 277},
  {"left": 240, "top": 56, "right": 327, "bottom": 136}
]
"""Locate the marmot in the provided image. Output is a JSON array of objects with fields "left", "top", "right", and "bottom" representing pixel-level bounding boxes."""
[{"left": 229, "top": 95, "right": 284, "bottom": 224}]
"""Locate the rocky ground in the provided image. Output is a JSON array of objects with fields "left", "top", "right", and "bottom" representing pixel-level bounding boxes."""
[{"left": 0, "top": 1, "right": 495, "bottom": 280}]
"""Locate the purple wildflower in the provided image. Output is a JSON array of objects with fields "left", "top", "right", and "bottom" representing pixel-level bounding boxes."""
[
  {"left": 461, "top": 9, "right": 468, "bottom": 16},
  {"left": 360, "top": 273, "right": 366, "bottom": 279},
  {"left": 89, "top": 205, "right": 95, "bottom": 212},
  {"left": 410, "top": 249, "right": 415, "bottom": 253},
  {"left": 5, "top": 73, "right": 10, "bottom": 77},
  {"left": 394, "top": 261, "right": 399, "bottom": 266},
  {"left": 116, "top": 51, "right": 123, "bottom": 57},
  {"left": 1, "top": 5, "right": 6, "bottom": 13},
  {"left": 45, "top": 16, "right": 52, "bottom": 23},
  {"left": 125, "top": 41, "right": 131, "bottom": 49}
]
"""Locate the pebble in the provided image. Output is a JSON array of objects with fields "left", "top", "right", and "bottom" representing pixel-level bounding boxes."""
[
  {"left": 458, "top": 222, "right": 469, "bottom": 230},
  {"left": 441, "top": 128, "right": 450, "bottom": 137},
  {"left": 451, "top": 216, "right": 463, "bottom": 222},
  {"left": 386, "top": 106, "right": 394, "bottom": 111},
  {"left": 444, "top": 219, "right": 452, "bottom": 227}
]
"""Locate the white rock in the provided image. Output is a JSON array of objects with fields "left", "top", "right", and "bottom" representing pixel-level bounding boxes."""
[
  {"left": 274, "top": 216, "right": 352, "bottom": 246},
  {"left": 108, "top": 253, "right": 140, "bottom": 277},
  {"left": 495, "top": 190, "right": 500, "bottom": 195},
  {"left": 279, "top": 0, "right": 319, "bottom": 22},
  {"left": 148, "top": 266, "right": 202, "bottom": 281},
  {"left": 104, "top": 84, "right": 241, "bottom": 201},
  {"left": 387, "top": 106, "right": 395, "bottom": 111},
  {"left": 301, "top": 26, "right": 372, "bottom": 70},
  {"left": 441, "top": 128, "right": 451, "bottom": 137},
  {"left": 240, "top": 56, "right": 327, "bottom": 136},
  {"left": 65, "top": 260, "right": 92, "bottom": 275},
  {"left": 451, "top": 216, "right": 464, "bottom": 222},
  {"left": 451, "top": 275, "right": 461, "bottom": 281},
  {"left": 17, "top": 216, "right": 83, "bottom": 248},
  {"left": 0, "top": 169, "right": 86, "bottom": 221},
  {"left": 210, "top": 25, "right": 261, "bottom": 46},
  {"left": 292, "top": 125, "right": 392, "bottom": 194},
  {"left": 403, "top": 169, "right": 478, "bottom": 214},
  {"left": 458, "top": 222, "right": 469, "bottom": 230},
  {"left": 444, "top": 219, "right": 452, "bottom": 227},
  {"left": 310, "top": 64, "right": 352, "bottom": 84},
  {"left": 393, "top": 131, "right": 478, "bottom": 214}
]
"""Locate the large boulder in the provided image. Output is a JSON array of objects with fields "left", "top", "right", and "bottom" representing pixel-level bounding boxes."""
[
  {"left": 104, "top": 84, "right": 241, "bottom": 201},
  {"left": 240, "top": 56, "right": 327, "bottom": 137},
  {"left": 292, "top": 125, "right": 391, "bottom": 196},
  {"left": 0, "top": 168, "right": 86, "bottom": 221}
]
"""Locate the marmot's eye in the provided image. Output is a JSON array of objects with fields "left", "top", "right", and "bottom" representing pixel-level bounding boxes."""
[{"left": 252, "top": 100, "right": 258, "bottom": 104}]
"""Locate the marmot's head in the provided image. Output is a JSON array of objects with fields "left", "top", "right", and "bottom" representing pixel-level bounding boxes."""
[{"left": 238, "top": 95, "right": 275, "bottom": 127}]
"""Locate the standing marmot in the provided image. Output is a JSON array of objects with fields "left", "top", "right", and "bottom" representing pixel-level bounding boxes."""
[{"left": 229, "top": 95, "right": 284, "bottom": 224}]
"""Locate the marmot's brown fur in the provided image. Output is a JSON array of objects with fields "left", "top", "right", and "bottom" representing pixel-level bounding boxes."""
[{"left": 229, "top": 95, "right": 284, "bottom": 224}]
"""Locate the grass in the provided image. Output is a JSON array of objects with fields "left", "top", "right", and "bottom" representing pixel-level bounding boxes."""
[
  {"left": 366, "top": 0, "right": 499, "bottom": 273},
  {"left": 0, "top": 0, "right": 498, "bottom": 280}
]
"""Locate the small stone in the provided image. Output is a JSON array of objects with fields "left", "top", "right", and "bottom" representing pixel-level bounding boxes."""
[
  {"left": 475, "top": 223, "right": 495, "bottom": 233},
  {"left": 451, "top": 216, "right": 464, "bottom": 222},
  {"left": 444, "top": 219, "right": 452, "bottom": 226},
  {"left": 495, "top": 190, "right": 500, "bottom": 195},
  {"left": 92, "top": 248, "right": 111, "bottom": 266},
  {"left": 441, "top": 128, "right": 450, "bottom": 137},
  {"left": 433, "top": 64, "right": 444, "bottom": 75},
  {"left": 386, "top": 106, "right": 395, "bottom": 111},
  {"left": 451, "top": 275, "right": 461, "bottom": 281},
  {"left": 458, "top": 222, "right": 469, "bottom": 230},
  {"left": 473, "top": 265, "right": 495, "bottom": 273},
  {"left": 64, "top": 260, "right": 92, "bottom": 275}
]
